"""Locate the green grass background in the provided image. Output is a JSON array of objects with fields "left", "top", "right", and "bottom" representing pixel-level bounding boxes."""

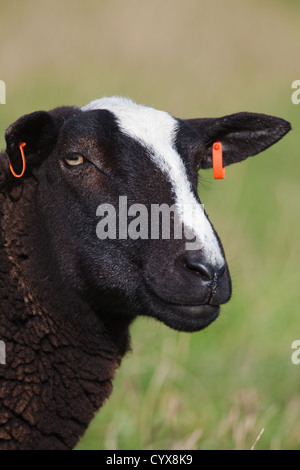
[{"left": 0, "top": 0, "right": 299, "bottom": 450}]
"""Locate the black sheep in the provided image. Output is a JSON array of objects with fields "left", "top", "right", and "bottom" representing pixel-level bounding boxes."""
[{"left": 0, "top": 97, "right": 290, "bottom": 449}]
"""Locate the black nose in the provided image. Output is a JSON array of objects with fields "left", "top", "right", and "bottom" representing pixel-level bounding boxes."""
[{"left": 184, "top": 252, "right": 226, "bottom": 281}]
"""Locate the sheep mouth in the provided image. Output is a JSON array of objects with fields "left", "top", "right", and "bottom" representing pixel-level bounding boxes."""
[{"left": 139, "top": 281, "right": 220, "bottom": 332}]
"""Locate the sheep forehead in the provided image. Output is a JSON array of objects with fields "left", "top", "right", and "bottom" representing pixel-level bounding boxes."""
[
  {"left": 82, "top": 96, "right": 182, "bottom": 191},
  {"left": 82, "top": 97, "right": 183, "bottom": 197},
  {"left": 82, "top": 96, "right": 177, "bottom": 149},
  {"left": 82, "top": 97, "right": 224, "bottom": 268}
]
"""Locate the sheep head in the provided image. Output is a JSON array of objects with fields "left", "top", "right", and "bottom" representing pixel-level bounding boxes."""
[{"left": 4, "top": 98, "right": 291, "bottom": 332}]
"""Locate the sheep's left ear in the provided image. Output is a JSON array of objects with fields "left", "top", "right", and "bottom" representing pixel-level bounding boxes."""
[
  {"left": 5, "top": 111, "right": 58, "bottom": 176},
  {"left": 184, "top": 112, "right": 291, "bottom": 168}
]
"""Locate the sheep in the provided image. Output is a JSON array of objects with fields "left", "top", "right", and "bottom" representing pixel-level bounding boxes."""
[{"left": 0, "top": 97, "right": 290, "bottom": 450}]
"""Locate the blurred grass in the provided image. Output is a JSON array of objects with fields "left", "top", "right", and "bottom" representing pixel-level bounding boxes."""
[{"left": 0, "top": 0, "right": 299, "bottom": 450}]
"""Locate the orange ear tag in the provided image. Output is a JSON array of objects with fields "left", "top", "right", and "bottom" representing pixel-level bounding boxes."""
[
  {"left": 212, "top": 142, "right": 225, "bottom": 179},
  {"left": 9, "top": 142, "right": 27, "bottom": 178}
]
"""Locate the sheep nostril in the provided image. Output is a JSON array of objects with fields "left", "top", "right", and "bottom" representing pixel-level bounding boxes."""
[
  {"left": 186, "top": 260, "right": 213, "bottom": 280},
  {"left": 184, "top": 254, "right": 226, "bottom": 282},
  {"left": 215, "top": 263, "right": 226, "bottom": 279}
]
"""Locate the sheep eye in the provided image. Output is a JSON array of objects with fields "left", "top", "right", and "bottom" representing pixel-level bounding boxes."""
[{"left": 64, "top": 154, "right": 85, "bottom": 166}]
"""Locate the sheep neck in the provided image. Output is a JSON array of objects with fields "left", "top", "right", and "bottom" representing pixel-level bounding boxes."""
[{"left": 0, "top": 176, "right": 131, "bottom": 450}]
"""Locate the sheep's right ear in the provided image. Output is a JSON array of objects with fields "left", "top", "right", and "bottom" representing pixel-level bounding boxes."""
[{"left": 5, "top": 111, "right": 58, "bottom": 177}]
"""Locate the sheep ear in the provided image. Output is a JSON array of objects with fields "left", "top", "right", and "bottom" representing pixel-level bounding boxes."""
[
  {"left": 5, "top": 111, "right": 58, "bottom": 176},
  {"left": 184, "top": 112, "right": 291, "bottom": 168}
]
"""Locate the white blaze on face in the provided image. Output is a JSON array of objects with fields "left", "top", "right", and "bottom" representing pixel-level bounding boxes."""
[{"left": 82, "top": 97, "right": 225, "bottom": 268}]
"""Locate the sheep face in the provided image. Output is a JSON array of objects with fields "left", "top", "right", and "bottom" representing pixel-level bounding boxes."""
[{"left": 4, "top": 97, "right": 290, "bottom": 332}]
